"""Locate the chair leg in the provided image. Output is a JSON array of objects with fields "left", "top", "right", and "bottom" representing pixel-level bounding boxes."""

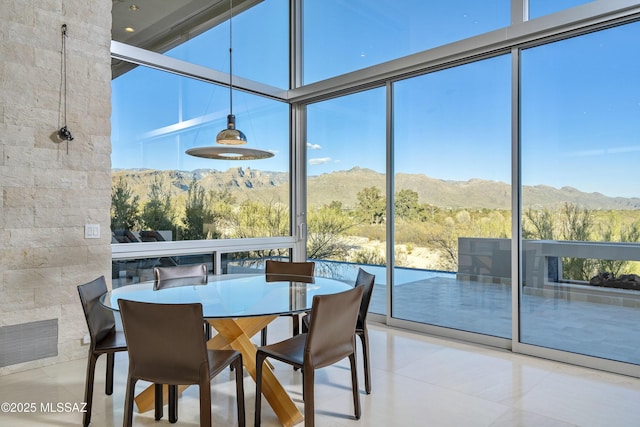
[
  {"left": 233, "top": 356, "right": 246, "bottom": 427},
  {"left": 261, "top": 326, "right": 268, "bottom": 346},
  {"left": 205, "top": 321, "right": 212, "bottom": 341},
  {"left": 292, "top": 314, "right": 300, "bottom": 336},
  {"left": 199, "top": 379, "right": 212, "bottom": 427},
  {"left": 255, "top": 352, "right": 266, "bottom": 427},
  {"left": 349, "top": 353, "right": 361, "bottom": 420},
  {"left": 82, "top": 352, "right": 98, "bottom": 427},
  {"left": 123, "top": 376, "right": 137, "bottom": 427},
  {"left": 302, "top": 367, "right": 315, "bottom": 427},
  {"left": 358, "top": 328, "right": 371, "bottom": 394},
  {"left": 169, "top": 385, "right": 178, "bottom": 423},
  {"left": 292, "top": 315, "right": 302, "bottom": 371},
  {"left": 154, "top": 384, "right": 163, "bottom": 420},
  {"left": 105, "top": 352, "right": 115, "bottom": 395}
]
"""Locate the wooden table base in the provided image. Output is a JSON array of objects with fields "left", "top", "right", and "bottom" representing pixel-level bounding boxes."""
[{"left": 133, "top": 315, "right": 304, "bottom": 427}]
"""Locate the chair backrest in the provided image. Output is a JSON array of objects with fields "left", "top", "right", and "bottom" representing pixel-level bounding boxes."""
[
  {"left": 265, "top": 260, "right": 315, "bottom": 277},
  {"left": 354, "top": 268, "right": 375, "bottom": 329},
  {"left": 118, "top": 300, "right": 209, "bottom": 385},
  {"left": 153, "top": 264, "right": 208, "bottom": 290},
  {"left": 305, "top": 285, "right": 364, "bottom": 369},
  {"left": 77, "top": 276, "right": 116, "bottom": 344}
]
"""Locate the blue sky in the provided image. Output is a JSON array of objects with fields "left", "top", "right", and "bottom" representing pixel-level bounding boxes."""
[{"left": 111, "top": 0, "right": 640, "bottom": 198}]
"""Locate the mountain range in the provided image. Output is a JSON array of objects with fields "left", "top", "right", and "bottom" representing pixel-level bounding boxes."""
[{"left": 112, "top": 167, "right": 640, "bottom": 210}]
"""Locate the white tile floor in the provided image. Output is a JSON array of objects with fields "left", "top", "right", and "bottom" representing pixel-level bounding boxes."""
[{"left": 2, "top": 319, "right": 640, "bottom": 427}]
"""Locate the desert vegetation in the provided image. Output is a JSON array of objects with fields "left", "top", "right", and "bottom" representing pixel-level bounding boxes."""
[{"left": 112, "top": 171, "right": 640, "bottom": 281}]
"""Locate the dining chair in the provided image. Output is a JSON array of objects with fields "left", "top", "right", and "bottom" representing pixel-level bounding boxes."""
[
  {"left": 153, "top": 263, "right": 208, "bottom": 289},
  {"left": 154, "top": 263, "right": 212, "bottom": 341},
  {"left": 303, "top": 268, "right": 375, "bottom": 394},
  {"left": 153, "top": 263, "right": 214, "bottom": 421},
  {"left": 77, "top": 276, "right": 128, "bottom": 427},
  {"left": 118, "top": 300, "right": 245, "bottom": 427},
  {"left": 255, "top": 285, "right": 364, "bottom": 427},
  {"left": 262, "top": 259, "right": 315, "bottom": 346}
]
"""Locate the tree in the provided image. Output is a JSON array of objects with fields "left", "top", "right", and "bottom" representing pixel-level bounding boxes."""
[
  {"left": 181, "top": 179, "right": 214, "bottom": 240},
  {"left": 560, "top": 203, "right": 595, "bottom": 281},
  {"left": 356, "top": 186, "right": 385, "bottom": 224},
  {"left": 394, "top": 188, "right": 423, "bottom": 221},
  {"left": 140, "top": 176, "right": 174, "bottom": 232},
  {"left": 111, "top": 178, "right": 140, "bottom": 231},
  {"left": 307, "top": 204, "right": 358, "bottom": 260},
  {"left": 523, "top": 208, "right": 555, "bottom": 240},
  {"left": 596, "top": 219, "right": 640, "bottom": 276},
  {"left": 232, "top": 199, "right": 289, "bottom": 239}
]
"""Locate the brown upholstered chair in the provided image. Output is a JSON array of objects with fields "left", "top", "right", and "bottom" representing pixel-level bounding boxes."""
[
  {"left": 77, "top": 276, "right": 128, "bottom": 427},
  {"left": 262, "top": 260, "right": 315, "bottom": 346},
  {"left": 255, "top": 285, "right": 364, "bottom": 427},
  {"left": 152, "top": 264, "right": 215, "bottom": 422},
  {"left": 154, "top": 263, "right": 212, "bottom": 343},
  {"left": 118, "top": 300, "right": 245, "bottom": 427},
  {"left": 303, "top": 268, "right": 375, "bottom": 394}
]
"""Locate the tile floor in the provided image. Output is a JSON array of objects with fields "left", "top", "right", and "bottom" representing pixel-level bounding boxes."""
[{"left": 1, "top": 318, "right": 640, "bottom": 427}]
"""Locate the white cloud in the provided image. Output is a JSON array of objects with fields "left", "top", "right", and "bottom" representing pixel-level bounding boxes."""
[
  {"left": 309, "top": 157, "right": 332, "bottom": 165},
  {"left": 307, "top": 143, "right": 322, "bottom": 150}
]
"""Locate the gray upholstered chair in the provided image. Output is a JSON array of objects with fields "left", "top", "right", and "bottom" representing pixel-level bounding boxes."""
[
  {"left": 255, "top": 285, "right": 364, "bottom": 427},
  {"left": 77, "top": 276, "right": 128, "bottom": 427},
  {"left": 118, "top": 300, "right": 245, "bottom": 427}
]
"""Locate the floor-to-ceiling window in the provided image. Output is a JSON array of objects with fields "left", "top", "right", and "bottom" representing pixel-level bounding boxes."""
[
  {"left": 302, "top": 0, "right": 509, "bottom": 84},
  {"left": 392, "top": 55, "right": 512, "bottom": 338},
  {"left": 305, "top": 88, "right": 387, "bottom": 314},
  {"left": 110, "top": 63, "right": 290, "bottom": 283},
  {"left": 111, "top": 65, "right": 290, "bottom": 242},
  {"left": 520, "top": 21, "right": 640, "bottom": 365},
  {"left": 111, "top": 1, "right": 640, "bottom": 375}
]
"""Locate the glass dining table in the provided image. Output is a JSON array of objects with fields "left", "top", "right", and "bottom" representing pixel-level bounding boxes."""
[{"left": 101, "top": 273, "right": 351, "bottom": 427}]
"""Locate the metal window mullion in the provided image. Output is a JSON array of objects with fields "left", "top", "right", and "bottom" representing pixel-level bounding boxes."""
[
  {"left": 511, "top": 47, "right": 522, "bottom": 351},
  {"left": 386, "top": 81, "right": 394, "bottom": 322}
]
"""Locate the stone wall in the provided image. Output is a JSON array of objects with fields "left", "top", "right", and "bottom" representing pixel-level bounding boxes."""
[{"left": 0, "top": 0, "right": 112, "bottom": 374}]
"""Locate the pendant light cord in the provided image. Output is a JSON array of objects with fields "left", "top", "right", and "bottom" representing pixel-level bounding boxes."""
[
  {"left": 61, "top": 24, "right": 68, "bottom": 130},
  {"left": 228, "top": 0, "right": 234, "bottom": 116},
  {"left": 57, "top": 24, "right": 73, "bottom": 151}
]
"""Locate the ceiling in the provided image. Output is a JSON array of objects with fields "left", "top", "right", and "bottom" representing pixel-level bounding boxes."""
[{"left": 111, "top": 0, "right": 262, "bottom": 77}]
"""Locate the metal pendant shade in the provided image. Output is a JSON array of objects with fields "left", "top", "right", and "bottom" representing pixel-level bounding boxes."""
[
  {"left": 185, "top": 0, "right": 273, "bottom": 161},
  {"left": 216, "top": 114, "right": 247, "bottom": 145}
]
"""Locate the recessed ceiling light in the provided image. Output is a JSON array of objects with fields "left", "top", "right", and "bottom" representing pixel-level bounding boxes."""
[{"left": 124, "top": 27, "right": 135, "bottom": 33}]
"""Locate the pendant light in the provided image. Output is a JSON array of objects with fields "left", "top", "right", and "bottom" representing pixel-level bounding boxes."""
[{"left": 186, "top": 0, "right": 273, "bottom": 160}]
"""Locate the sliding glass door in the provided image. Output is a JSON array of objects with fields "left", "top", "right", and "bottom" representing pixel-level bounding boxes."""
[
  {"left": 392, "top": 55, "right": 512, "bottom": 338},
  {"left": 519, "top": 22, "right": 640, "bottom": 364}
]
